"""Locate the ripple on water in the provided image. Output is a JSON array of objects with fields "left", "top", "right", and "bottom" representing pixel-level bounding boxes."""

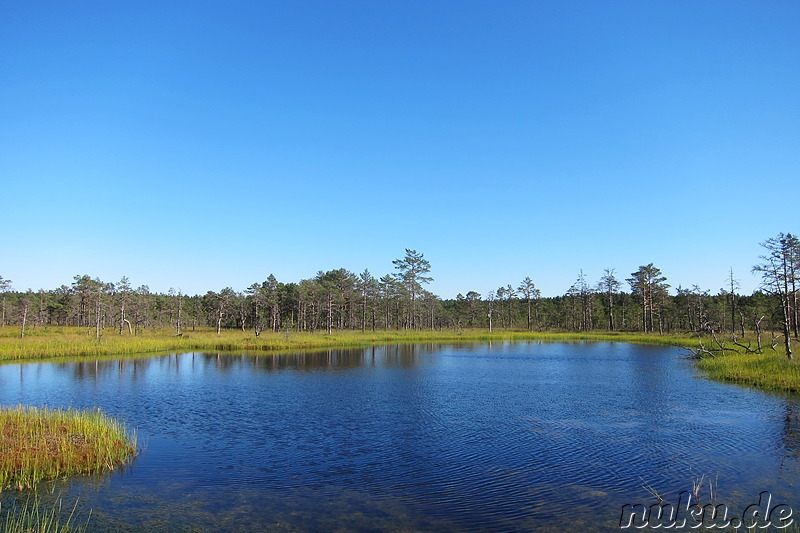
[{"left": 0, "top": 343, "right": 798, "bottom": 532}]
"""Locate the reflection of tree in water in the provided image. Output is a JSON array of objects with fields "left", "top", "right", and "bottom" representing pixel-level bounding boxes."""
[
  {"left": 781, "top": 400, "right": 800, "bottom": 456},
  {"left": 780, "top": 400, "right": 800, "bottom": 482},
  {"left": 70, "top": 357, "right": 154, "bottom": 382},
  {"left": 382, "top": 343, "right": 445, "bottom": 367},
  {"left": 192, "top": 344, "right": 447, "bottom": 372},
  {"left": 198, "top": 348, "right": 371, "bottom": 373},
  {"left": 186, "top": 343, "right": 450, "bottom": 372},
  {"left": 53, "top": 344, "right": 450, "bottom": 382}
]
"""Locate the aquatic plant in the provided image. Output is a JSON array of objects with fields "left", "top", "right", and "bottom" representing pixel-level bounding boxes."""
[{"left": 1, "top": 493, "right": 88, "bottom": 533}]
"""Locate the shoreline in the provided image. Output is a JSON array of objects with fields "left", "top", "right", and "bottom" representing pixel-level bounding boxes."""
[
  {"left": 1, "top": 326, "right": 797, "bottom": 392},
  {"left": 0, "top": 326, "right": 695, "bottom": 361}
]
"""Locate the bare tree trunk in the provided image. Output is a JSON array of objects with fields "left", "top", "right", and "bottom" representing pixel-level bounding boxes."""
[
  {"left": 327, "top": 294, "right": 333, "bottom": 335},
  {"left": 608, "top": 293, "right": 615, "bottom": 331},
  {"left": 361, "top": 292, "right": 367, "bottom": 332},
  {"left": 755, "top": 315, "right": 764, "bottom": 353},
  {"left": 20, "top": 304, "right": 28, "bottom": 338},
  {"left": 527, "top": 298, "right": 532, "bottom": 331},
  {"left": 782, "top": 298, "right": 793, "bottom": 359},
  {"left": 642, "top": 284, "right": 649, "bottom": 333},
  {"left": 95, "top": 295, "right": 101, "bottom": 339},
  {"left": 177, "top": 294, "right": 183, "bottom": 335},
  {"left": 411, "top": 292, "right": 416, "bottom": 330}
]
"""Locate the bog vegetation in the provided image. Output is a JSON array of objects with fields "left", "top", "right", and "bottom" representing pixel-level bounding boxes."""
[
  {"left": 1, "top": 493, "right": 89, "bottom": 533},
  {"left": 1, "top": 233, "right": 799, "bottom": 388},
  {"left": 0, "top": 235, "right": 798, "bottom": 530},
  {"left": 0, "top": 406, "right": 137, "bottom": 491}
]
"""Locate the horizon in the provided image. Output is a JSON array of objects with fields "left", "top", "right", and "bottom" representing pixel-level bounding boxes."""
[{"left": 2, "top": 2, "right": 798, "bottom": 299}]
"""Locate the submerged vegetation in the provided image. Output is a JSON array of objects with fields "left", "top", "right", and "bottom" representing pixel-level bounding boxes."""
[
  {"left": 1, "top": 493, "right": 88, "bottom": 533},
  {"left": 0, "top": 406, "right": 137, "bottom": 491}
]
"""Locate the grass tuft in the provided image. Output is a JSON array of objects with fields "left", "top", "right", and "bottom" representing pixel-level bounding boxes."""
[{"left": 0, "top": 406, "right": 137, "bottom": 491}]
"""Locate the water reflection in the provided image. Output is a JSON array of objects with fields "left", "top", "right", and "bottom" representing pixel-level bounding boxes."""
[
  {"left": 17, "top": 344, "right": 455, "bottom": 383},
  {"left": 1, "top": 343, "right": 799, "bottom": 532}
]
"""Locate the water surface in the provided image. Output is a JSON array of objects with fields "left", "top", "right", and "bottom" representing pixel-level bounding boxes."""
[{"left": 1, "top": 342, "right": 798, "bottom": 531}]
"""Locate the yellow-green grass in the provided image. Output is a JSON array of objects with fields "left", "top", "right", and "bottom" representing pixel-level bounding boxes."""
[
  {"left": 696, "top": 350, "right": 800, "bottom": 393},
  {"left": 0, "top": 406, "right": 137, "bottom": 491},
  {"left": 0, "top": 326, "right": 697, "bottom": 362},
  {"left": 6, "top": 325, "right": 799, "bottom": 393}
]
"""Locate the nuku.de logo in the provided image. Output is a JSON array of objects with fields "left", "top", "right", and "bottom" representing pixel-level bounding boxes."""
[{"left": 619, "top": 491, "right": 793, "bottom": 529}]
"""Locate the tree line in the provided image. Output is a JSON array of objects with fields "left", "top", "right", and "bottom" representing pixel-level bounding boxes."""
[{"left": 1, "top": 236, "right": 798, "bottom": 358}]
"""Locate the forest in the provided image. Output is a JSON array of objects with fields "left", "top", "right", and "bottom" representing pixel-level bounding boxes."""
[{"left": 1, "top": 234, "right": 798, "bottom": 358}]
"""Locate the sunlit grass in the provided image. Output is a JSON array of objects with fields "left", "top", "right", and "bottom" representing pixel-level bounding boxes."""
[
  {"left": 7, "top": 325, "right": 798, "bottom": 393},
  {"left": 0, "top": 406, "right": 137, "bottom": 491},
  {"left": 683, "top": 331, "right": 800, "bottom": 392},
  {"left": 0, "top": 326, "right": 698, "bottom": 362},
  {"left": 696, "top": 351, "right": 800, "bottom": 393}
]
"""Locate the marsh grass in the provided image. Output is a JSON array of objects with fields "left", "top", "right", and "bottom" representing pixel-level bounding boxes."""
[
  {"left": 1, "top": 493, "right": 88, "bottom": 533},
  {"left": 6, "top": 325, "right": 797, "bottom": 393},
  {"left": 0, "top": 406, "right": 137, "bottom": 491},
  {"left": 696, "top": 351, "right": 800, "bottom": 393},
  {"left": 0, "top": 326, "right": 698, "bottom": 362}
]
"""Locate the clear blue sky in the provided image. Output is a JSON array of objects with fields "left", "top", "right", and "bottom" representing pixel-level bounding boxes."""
[{"left": 2, "top": 1, "right": 798, "bottom": 298}]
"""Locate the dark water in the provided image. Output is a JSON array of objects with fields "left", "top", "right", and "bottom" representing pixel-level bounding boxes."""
[{"left": 1, "top": 342, "right": 799, "bottom": 532}]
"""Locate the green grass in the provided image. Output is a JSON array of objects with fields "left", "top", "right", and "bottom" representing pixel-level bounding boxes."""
[
  {"left": 3, "top": 325, "right": 798, "bottom": 393},
  {"left": 1, "top": 493, "right": 88, "bottom": 533},
  {"left": 0, "top": 406, "right": 137, "bottom": 491},
  {"left": 696, "top": 350, "right": 800, "bottom": 393},
  {"left": 0, "top": 326, "right": 698, "bottom": 362}
]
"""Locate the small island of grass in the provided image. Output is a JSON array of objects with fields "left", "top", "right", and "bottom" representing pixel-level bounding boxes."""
[{"left": 0, "top": 405, "right": 137, "bottom": 491}]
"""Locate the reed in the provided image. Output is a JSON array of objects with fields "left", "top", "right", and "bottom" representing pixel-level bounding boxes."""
[{"left": 0, "top": 406, "right": 137, "bottom": 491}]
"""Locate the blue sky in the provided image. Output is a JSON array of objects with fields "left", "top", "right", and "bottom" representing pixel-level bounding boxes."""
[{"left": 2, "top": 1, "right": 798, "bottom": 298}]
